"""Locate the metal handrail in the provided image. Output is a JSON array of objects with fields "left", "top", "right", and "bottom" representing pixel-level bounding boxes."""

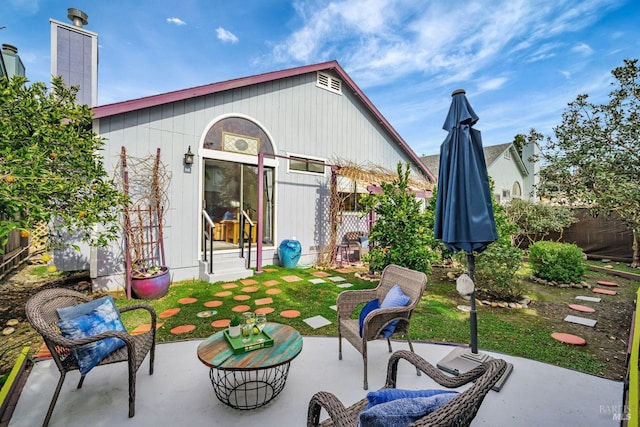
[
  {"left": 240, "top": 210, "right": 254, "bottom": 268},
  {"left": 202, "top": 209, "right": 214, "bottom": 274}
]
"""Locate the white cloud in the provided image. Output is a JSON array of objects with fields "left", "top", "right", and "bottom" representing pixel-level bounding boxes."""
[
  {"left": 216, "top": 27, "right": 239, "bottom": 44},
  {"left": 166, "top": 17, "right": 186, "bottom": 26},
  {"left": 560, "top": 70, "right": 571, "bottom": 79},
  {"left": 572, "top": 43, "right": 594, "bottom": 56},
  {"left": 477, "top": 77, "right": 508, "bottom": 92}
]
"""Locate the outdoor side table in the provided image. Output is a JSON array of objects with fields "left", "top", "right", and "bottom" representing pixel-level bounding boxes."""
[{"left": 197, "top": 323, "right": 303, "bottom": 410}]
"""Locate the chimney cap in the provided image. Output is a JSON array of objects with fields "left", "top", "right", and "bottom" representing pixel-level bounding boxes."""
[{"left": 67, "top": 8, "right": 88, "bottom": 27}]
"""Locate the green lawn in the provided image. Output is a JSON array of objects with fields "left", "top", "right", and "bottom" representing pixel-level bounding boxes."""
[{"left": 114, "top": 264, "right": 638, "bottom": 378}]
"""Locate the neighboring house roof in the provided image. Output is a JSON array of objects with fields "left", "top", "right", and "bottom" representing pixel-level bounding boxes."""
[
  {"left": 92, "top": 60, "right": 436, "bottom": 183},
  {"left": 419, "top": 142, "right": 528, "bottom": 182}
]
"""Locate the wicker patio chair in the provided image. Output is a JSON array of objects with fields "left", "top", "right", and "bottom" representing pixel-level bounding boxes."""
[
  {"left": 337, "top": 264, "right": 427, "bottom": 389},
  {"left": 308, "top": 350, "right": 507, "bottom": 427},
  {"left": 344, "top": 231, "right": 368, "bottom": 261},
  {"left": 25, "top": 288, "right": 156, "bottom": 427}
]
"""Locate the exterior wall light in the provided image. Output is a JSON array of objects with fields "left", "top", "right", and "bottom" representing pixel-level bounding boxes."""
[{"left": 184, "top": 146, "right": 195, "bottom": 165}]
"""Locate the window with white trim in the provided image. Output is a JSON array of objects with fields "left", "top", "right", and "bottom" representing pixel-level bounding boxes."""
[
  {"left": 504, "top": 149, "right": 511, "bottom": 160},
  {"left": 288, "top": 154, "right": 326, "bottom": 175},
  {"left": 316, "top": 72, "right": 342, "bottom": 95}
]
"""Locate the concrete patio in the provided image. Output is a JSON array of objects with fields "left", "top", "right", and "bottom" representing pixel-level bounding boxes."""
[{"left": 8, "top": 337, "right": 623, "bottom": 426}]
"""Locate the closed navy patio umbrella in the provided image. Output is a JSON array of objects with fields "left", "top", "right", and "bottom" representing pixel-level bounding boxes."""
[{"left": 434, "top": 89, "right": 497, "bottom": 355}]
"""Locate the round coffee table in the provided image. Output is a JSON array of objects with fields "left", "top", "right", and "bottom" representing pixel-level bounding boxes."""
[{"left": 197, "top": 323, "right": 303, "bottom": 409}]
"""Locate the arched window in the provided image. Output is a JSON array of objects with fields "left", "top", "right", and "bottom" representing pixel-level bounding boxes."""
[
  {"left": 512, "top": 181, "right": 522, "bottom": 199},
  {"left": 203, "top": 117, "right": 274, "bottom": 155}
]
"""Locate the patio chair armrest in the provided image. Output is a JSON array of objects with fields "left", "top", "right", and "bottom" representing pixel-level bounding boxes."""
[
  {"left": 361, "top": 307, "right": 412, "bottom": 339},
  {"left": 307, "top": 391, "right": 355, "bottom": 427},
  {"left": 336, "top": 289, "right": 378, "bottom": 317},
  {"left": 384, "top": 350, "right": 489, "bottom": 389},
  {"left": 119, "top": 303, "right": 157, "bottom": 331}
]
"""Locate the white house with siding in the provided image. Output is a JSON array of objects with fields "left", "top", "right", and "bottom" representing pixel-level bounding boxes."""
[
  {"left": 86, "top": 61, "right": 435, "bottom": 292},
  {"left": 420, "top": 141, "right": 539, "bottom": 204}
]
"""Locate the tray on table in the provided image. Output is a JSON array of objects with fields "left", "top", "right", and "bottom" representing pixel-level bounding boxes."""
[{"left": 223, "top": 328, "right": 274, "bottom": 354}]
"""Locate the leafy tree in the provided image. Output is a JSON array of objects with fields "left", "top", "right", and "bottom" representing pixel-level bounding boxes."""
[
  {"left": 0, "top": 75, "right": 126, "bottom": 252},
  {"left": 360, "top": 162, "right": 441, "bottom": 274},
  {"left": 505, "top": 198, "right": 577, "bottom": 247},
  {"left": 537, "top": 58, "right": 640, "bottom": 267}
]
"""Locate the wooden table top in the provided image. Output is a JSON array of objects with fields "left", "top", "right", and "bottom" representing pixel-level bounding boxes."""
[{"left": 197, "top": 323, "right": 303, "bottom": 371}]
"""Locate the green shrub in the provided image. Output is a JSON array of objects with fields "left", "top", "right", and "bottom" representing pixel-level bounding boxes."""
[
  {"left": 474, "top": 244, "right": 524, "bottom": 301},
  {"left": 360, "top": 162, "right": 441, "bottom": 274},
  {"left": 529, "top": 241, "right": 586, "bottom": 283}
]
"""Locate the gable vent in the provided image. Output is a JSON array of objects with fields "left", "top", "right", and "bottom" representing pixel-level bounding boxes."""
[{"left": 316, "top": 71, "right": 342, "bottom": 95}]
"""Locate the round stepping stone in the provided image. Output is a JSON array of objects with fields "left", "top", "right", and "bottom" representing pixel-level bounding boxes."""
[
  {"left": 242, "top": 286, "right": 259, "bottom": 293},
  {"left": 211, "top": 319, "right": 230, "bottom": 328},
  {"left": 265, "top": 288, "right": 282, "bottom": 295},
  {"left": 568, "top": 304, "right": 596, "bottom": 313},
  {"left": 231, "top": 304, "right": 251, "bottom": 313},
  {"left": 593, "top": 288, "right": 617, "bottom": 295},
  {"left": 178, "top": 297, "right": 198, "bottom": 304},
  {"left": 204, "top": 300, "right": 223, "bottom": 308},
  {"left": 255, "top": 307, "right": 275, "bottom": 315},
  {"left": 196, "top": 310, "right": 218, "bottom": 318},
  {"left": 170, "top": 325, "right": 196, "bottom": 334},
  {"left": 158, "top": 308, "right": 181, "bottom": 318},
  {"left": 6, "top": 319, "right": 19, "bottom": 326},
  {"left": 597, "top": 280, "right": 619, "bottom": 287},
  {"left": 233, "top": 295, "right": 251, "bottom": 301},
  {"left": 280, "top": 310, "right": 301, "bottom": 318},
  {"left": 2, "top": 327, "right": 15, "bottom": 335},
  {"left": 552, "top": 332, "right": 586, "bottom": 346},
  {"left": 215, "top": 291, "right": 233, "bottom": 297}
]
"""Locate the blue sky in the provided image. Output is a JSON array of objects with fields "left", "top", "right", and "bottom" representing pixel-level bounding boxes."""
[{"left": 2, "top": 0, "right": 639, "bottom": 155}]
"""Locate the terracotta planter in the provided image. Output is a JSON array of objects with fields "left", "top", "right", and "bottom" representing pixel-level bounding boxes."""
[{"left": 131, "top": 266, "right": 171, "bottom": 299}]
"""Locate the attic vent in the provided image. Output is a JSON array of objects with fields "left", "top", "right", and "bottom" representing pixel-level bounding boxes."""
[{"left": 316, "top": 71, "right": 342, "bottom": 95}]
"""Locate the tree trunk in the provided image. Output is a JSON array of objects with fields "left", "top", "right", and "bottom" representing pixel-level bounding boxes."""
[{"left": 632, "top": 231, "right": 640, "bottom": 269}]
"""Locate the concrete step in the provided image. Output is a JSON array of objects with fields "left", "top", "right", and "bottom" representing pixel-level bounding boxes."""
[{"left": 198, "top": 258, "right": 253, "bottom": 283}]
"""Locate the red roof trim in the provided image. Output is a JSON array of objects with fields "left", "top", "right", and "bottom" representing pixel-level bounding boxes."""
[{"left": 92, "top": 60, "right": 435, "bottom": 182}]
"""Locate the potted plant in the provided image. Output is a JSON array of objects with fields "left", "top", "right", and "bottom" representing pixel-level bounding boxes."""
[
  {"left": 130, "top": 264, "right": 171, "bottom": 299},
  {"left": 228, "top": 315, "right": 241, "bottom": 338}
]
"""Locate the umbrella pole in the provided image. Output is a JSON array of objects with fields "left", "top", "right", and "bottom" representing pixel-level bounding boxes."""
[{"left": 468, "top": 253, "right": 479, "bottom": 354}]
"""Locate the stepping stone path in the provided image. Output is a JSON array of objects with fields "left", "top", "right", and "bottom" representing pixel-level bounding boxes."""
[
  {"left": 263, "top": 268, "right": 279, "bottom": 273},
  {"left": 215, "top": 291, "right": 233, "bottom": 297},
  {"left": 281, "top": 275, "right": 303, "bottom": 282},
  {"left": 264, "top": 280, "right": 280, "bottom": 286},
  {"left": 232, "top": 304, "right": 251, "bottom": 312},
  {"left": 255, "top": 307, "right": 275, "bottom": 315},
  {"left": 564, "top": 315, "right": 597, "bottom": 327},
  {"left": 568, "top": 304, "right": 596, "bottom": 313},
  {"left": 552, "top": 332, "right": 586, "bottom": 346},
  {"left": 233, "top": 295, "right": 251, "bottom": 301},
  {"left": 329, "top": 305, "right": 337, "bottom": 311},
  {"left": 309, "top": 278, "right": 326, "bottom": 284},
  {"left": 335, "top": 268, "right": 352, "bottom": 274},
  {"left": 597, "top": 280, "right": 619, "bottom": 287},
  {"left": 170, "top": 325, "right": 196, "bottom": 334},
  {"left": 265, "top": 288, "right": 282, "bottom": 295},
  {"left": 254, "top": 297, "right": 274, "bottom": 306},
  {"left": 303, "top": 315, "right": 332, "bottom": 329},
  {"left": 159, "top": 308, "right": 181, "bottom": 319},
  {"left": 280, "top": 310, "right": 301, "bottom": 318},
  {"left": 211, "top": 319, "right": 230, "bottom": 328},
  {"left": 593, "top": 288, "right": 617, "bottom": 296},
  {"left": 311, "top": 271, "right": 331, "bottom": 277},
  {"left": 240, "top": 279, "right": 259, "bottom": 285},
  {"left": 576, "top": 296, "right": 601, "bottom": 303},
  {"left": 328, "top": 276, "right": 346, "bottom": 282},
  {"left": 196, "top": 310, "right": 217, "bottom": 318},
  {"left": 221, "top": 283, "right": 238, "bottom": 289},
  {"left": 241, "top": 286, "right": 259, "bottom": 292},
  {"left": 204, "top": 300, "right": 223, "bottom": 307},
  {"left": 131, "top": 322, "right": 164, "bottom": 335},
  {"left": 337, "top": 283, "right": 353, "bottom": 288},
  {"left": 178, "top": 297, "right": 197, "bottom": 304}
]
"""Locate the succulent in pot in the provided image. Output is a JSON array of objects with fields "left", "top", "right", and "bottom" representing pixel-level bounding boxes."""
[{"left": 228, "top": 315, "right": 241, "bottom": 338}]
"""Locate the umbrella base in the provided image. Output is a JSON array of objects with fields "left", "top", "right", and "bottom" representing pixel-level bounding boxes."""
[{"left": 436, "top": 346, "right": 513, "bottom": 392}]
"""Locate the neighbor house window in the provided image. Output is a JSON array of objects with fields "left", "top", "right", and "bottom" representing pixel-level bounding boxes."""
[
  {"left": 288, "top": 154, "right": 326, "bottom": 175},
  {"left": 504, "top": 149, "right": 511, "bottom": 160},
  {"left": 512, "top": 182, "right": 522, "bottom": 199}
]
